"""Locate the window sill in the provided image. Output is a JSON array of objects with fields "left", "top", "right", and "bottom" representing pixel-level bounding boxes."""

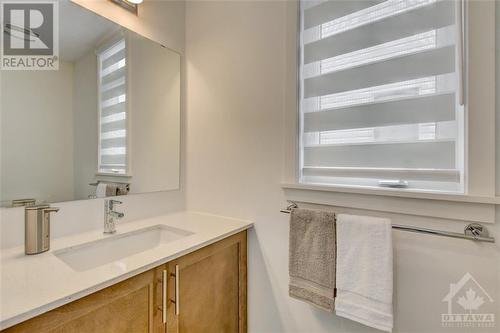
[
  {"left": 282, "top": 182, "right": 500, "bottom": 204},
  {"left": 281, "top": 183, "right": 498, "bottom": 223},
  {"left": 96, "top": 172, "right": 132, "bottom": 178}
]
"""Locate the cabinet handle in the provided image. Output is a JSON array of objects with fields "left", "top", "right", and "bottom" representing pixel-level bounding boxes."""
[
  {"left": 169, "top": 265, "right": 180, "bottom": 316},
  {"left": 162, "top": 269, "right": 167, "bottom": 324},
  {"left": 175, "top": 265, "right": 180, "bottom": 315}
]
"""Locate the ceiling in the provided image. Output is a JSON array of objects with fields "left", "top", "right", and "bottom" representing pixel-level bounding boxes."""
[{"left": 59, "top": 1, "right": 120, "bottom": 62}]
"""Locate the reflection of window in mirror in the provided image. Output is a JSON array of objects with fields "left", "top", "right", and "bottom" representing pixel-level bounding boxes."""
[{"left": 96, "top": 37, "right": 129, "bottom": 176}]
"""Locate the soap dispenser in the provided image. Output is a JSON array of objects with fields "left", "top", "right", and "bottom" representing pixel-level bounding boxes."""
[{"left": 25, "top": 205, "right": 59, "bottom": 255}]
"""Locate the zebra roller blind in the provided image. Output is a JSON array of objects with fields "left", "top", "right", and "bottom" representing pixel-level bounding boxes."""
[
  {"left": 299, "top": 0, "right": 464, "bottom": 192},
  {"left": 97, "top": 38, "right": 128, "bottom": 175}
]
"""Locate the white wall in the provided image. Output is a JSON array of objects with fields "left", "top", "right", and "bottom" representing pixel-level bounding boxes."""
[
  {"left": 496, "top": 1, "right": 500, "bottom": 196},
  {"left": 1, "top": 62, "right": 75, "bottom": 204},
  {"left": 128, "top": 31, "right": 181, "bottom": 193},
  {"left": 185, "top": 1, "right": 499, "bottom": 332},
  {"left": 73, "top": 50, "right": 99, "bottom": 200}
]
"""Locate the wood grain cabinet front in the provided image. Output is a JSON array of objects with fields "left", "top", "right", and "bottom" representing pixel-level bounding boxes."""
[
  {"left": 165, "top": 231, "right": 247, "bottom": 333},
  {"left": 2, "top": 231, "right": 247, "bottom": 333},
  {"left": 3, "top": 268, "right": 162, "bottom": 333}
]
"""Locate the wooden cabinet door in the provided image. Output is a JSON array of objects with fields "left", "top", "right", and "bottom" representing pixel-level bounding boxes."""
[
  {"left": 166, "top": 231, "right": 247, "bottom": 333},
  {"left": 3, "top": 267, "right": 165, "bottom": 333}
]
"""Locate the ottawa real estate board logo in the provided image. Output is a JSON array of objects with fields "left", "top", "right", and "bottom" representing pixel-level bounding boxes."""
[
  {"left": 1, "top": 1, "right": 58, "bottom": 70},
  {"left": 441, "top": 273, "right": 495, "bottom": 328}
]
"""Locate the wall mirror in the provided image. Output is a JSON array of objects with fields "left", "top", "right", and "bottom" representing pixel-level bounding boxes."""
[{"left": 0, "top": 1, "right": 181, "bottom": 207}]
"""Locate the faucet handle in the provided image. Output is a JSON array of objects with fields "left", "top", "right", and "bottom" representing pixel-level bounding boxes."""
[{"left": 106, "top": 199, "right": 122, "bottom": 210}]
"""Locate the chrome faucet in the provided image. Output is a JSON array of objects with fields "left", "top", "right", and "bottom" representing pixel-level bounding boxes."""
[{"left": 104, "top": 199, "right": 124, "bottom": 234}]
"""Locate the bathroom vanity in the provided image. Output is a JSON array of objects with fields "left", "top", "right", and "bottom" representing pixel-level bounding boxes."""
[
  {"left": 0, "top": 212, "right": 251, "bottom": 332},
  {"left": 0, "top": 1, "right": 252, "bottom": 332}
]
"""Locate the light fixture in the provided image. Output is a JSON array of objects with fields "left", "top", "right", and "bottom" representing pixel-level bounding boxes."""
[{"left": 109, "top": 0, "right": 141, "bottom": 14}]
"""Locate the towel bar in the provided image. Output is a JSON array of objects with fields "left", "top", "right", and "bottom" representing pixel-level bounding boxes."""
[
  {"left": 89, "top": 180, "right": 130, "bottom": 192},
  {"left": 280, "top": 202, "right": 495, "bottom": 243}
]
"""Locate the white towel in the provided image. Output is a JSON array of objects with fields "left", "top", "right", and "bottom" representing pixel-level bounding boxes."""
[
  {"left": 335, "top": 214, "right": 393, "bottom": 332},
  {"left": 95, "top": 183, "right": 107, "bottom": 198}
]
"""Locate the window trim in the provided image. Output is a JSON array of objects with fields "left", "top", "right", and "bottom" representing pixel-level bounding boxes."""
[
  {"left": 297, "top": 0, "right": 465, "bottom": 193},
  {"left": 283, "top": 0, "right": 497, "bottom": 219},
  {"left": 281, "top": 181, "right": 497, "bottom": 224},
  {"left": 95, "top": 33, "right": 132, "bottom": 178},
  {"left": 464, "top": 0, "right": 496, "bottom": 197},
  {"left": 289, "top": 0, "right": 495, "bottom": 198},
  {"left": 282, "top": 182, "right": 500, "bottom": 205}
]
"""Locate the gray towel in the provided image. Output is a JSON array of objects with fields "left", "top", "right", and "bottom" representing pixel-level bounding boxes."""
[
  {"left": 116, "top": 183, "right": 129, "bottom": 196},
  {"left": 105, "top": 183, "right": 118, "bottom": 197},
  {"left": 289, "top": 208, "right": 336, "bottom": 312}
]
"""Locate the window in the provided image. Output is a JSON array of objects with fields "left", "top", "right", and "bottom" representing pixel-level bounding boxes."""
[
  {"left": 299, "top": 0, "right": 464, "bottom": 193},
  {"left": 97, "top": 38, "right": 128, "bottom": 175}
]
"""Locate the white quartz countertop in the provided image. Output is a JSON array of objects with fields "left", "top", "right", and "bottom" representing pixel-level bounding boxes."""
[{"left": 0, "top": 211, "right": 253, "bottom": 329}]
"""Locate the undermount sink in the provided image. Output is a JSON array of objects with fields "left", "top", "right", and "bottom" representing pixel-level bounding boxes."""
[{"left": 54, "top": 225, "right": 194, "bottom": 271}]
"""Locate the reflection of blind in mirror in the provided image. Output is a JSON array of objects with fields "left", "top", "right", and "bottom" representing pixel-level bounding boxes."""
[
  {"left": 98, "top": 38, "right": 127, "bottom": 175},
  {"left": 300, "top": 0, "right": 464, "bottom": 192}
]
